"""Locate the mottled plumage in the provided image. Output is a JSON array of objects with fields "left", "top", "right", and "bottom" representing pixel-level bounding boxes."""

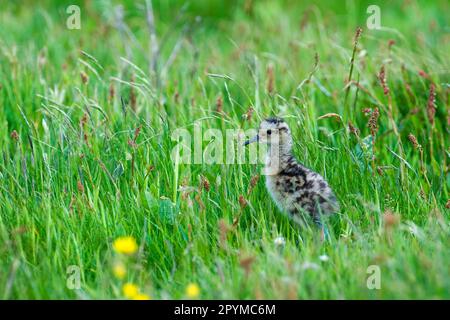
[{"left": 246, "top": 117, "right": 339, "bottom": 227}]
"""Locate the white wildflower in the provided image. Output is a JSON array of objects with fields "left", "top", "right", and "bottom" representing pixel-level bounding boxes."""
[{"left": 274, "top": 236, "right": 286, "bottom": 246}]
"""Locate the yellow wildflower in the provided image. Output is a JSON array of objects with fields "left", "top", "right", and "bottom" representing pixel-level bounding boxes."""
[
  {"left": 113, "top": 236, "right": 138, "bottom": 255},
  {"left": 185, "top": 283, "right": 200, "bottom": 299},
  {"left": 113, "top": 263, "right": 126, "bottom": 280},
  {"left": 133, "top": 293, "right": 151, "bottom": 300},
  {"left": 122, "top": 283, "right": 139, "bottom": 299}
]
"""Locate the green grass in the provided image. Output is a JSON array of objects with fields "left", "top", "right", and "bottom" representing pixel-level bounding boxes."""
[{"left": 0, "top": 0, "right": 449, "bottom": 299}]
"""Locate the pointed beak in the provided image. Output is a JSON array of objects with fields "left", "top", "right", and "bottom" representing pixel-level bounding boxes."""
[{"left": 244, "top": 135, "right": 259, "bottom": 146}]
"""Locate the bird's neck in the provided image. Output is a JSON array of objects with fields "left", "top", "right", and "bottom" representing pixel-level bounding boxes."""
[{"left": 264, "top": 143, "right": 294, "bottom": 175}]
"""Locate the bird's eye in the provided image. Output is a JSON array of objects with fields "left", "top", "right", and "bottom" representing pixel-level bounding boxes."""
[{"left": 267, "top": 129, "right": 272, "bottom": 135}]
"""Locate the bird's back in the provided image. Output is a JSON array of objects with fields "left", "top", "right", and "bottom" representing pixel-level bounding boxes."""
[{"left": 266, "top": 156, "right": 339, "bottom": 223}]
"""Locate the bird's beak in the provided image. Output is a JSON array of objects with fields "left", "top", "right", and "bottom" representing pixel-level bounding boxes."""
[{"left": 244, "top": 135, "right": 259, "bottom": 146}]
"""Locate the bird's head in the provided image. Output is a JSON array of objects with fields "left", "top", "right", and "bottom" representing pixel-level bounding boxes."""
[{"left": 244, "top": 117, "right": 292, "bottom": 151}]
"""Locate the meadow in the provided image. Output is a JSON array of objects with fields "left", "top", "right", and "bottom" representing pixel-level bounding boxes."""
[{"left": 0, "top": 0, "right": 449, "bottom": 299}]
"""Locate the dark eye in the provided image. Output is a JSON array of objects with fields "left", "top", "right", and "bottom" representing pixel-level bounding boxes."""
[{"left": 267, "top": 129, "right": 272, "bottom": 135}]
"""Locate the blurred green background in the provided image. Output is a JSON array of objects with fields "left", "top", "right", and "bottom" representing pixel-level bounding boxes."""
[{"left": 0, "top": 0, "right": 448, "bottom": 299}]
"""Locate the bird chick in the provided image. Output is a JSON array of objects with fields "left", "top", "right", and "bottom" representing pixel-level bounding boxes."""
[{"left": 245, "top": 117, "right": 339, "bottom": 228}]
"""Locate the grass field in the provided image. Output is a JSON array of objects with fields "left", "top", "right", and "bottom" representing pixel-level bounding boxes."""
[{"left": 0, "top": 0, "right": 449, "bottom": 299}]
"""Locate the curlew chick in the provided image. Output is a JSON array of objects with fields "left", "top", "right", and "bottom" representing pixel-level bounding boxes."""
[{"left": 244, "top": 117, "right": 339, "bottom": 234}]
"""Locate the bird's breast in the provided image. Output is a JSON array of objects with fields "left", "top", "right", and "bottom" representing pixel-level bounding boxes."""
[{"left": 265, "top": 175, "right": 291, "bottom": 212}]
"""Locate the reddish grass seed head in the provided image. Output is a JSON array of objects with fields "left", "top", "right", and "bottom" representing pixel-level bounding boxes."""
[
  {"left": 407, "top": 133, "right": 421, "bottom": 150},
  {"left": 418, "top": 69, "right": 430, "bottom": 79},
  {"left": 377, "top": 167, "right": 384, "bottom": 176},
  {"left": 247, "top": 175, "right": 260, "bottom": 195},
  {"left": 218, "top": 218, "right": 231, "bottom": 247},
  {"left": 426, "top": 83, "right": 436, "bottom": 126},
  {"left": 216, "top": 95, "right": 223, "bottom": 114},
  {"left": 239, "top": 255, "right": 255, "bottom": 277},
  {"left": 10, "top": 130, "right": 19, "bottom": 141},
  {"left": 80, "top": 71, "right": 89, "bottom": 84},
  {"left": 383, "top": 210, "right": 400, "bottom": 229},
  {"left": 368, "top": 107, "right": 380, "bottom": 137},
  {"left": 250, "top": 175, "right": 259, "bottom": 189},
  {"left": 77, "top": 180, "right": 84, "bottom": 193},
  {"left": 378, "top": 66, "right": 389, "bottom": 95},
  {"left": 80, "top": 113, "right": 88, "bottom": 127},
  {"left": 133, "top": 126, "right": 141, "bottom": 142},
  {"left": 200, "top": 176, "right": 210, "bottom": 192},
  {"left": 354, "top": 26, "right": 363, "bottom": 45},
  {"left": 238, "top": 195, "right": 247, "bottom": 209},
  {"left": 348, "top": 121, "right": 360, "bottom": 136},
  {"left": 266, "top": 63, "right": 275, "bottom": 95},
  {"left": 109, "top": 83, "right": 115, "bottom": 102},
  {"left": 242, "top": 107, "right": 254, "bottom": 121}
]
